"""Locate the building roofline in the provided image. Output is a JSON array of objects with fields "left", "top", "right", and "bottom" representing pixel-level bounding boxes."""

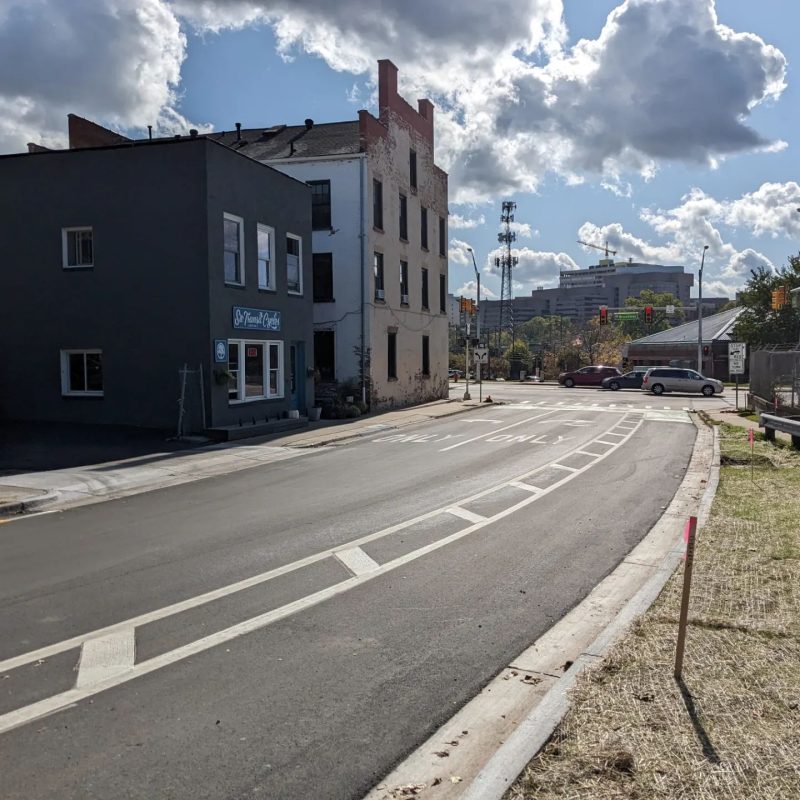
[{"left": 0, "top": 135, "right": 312, "bottom": 189}]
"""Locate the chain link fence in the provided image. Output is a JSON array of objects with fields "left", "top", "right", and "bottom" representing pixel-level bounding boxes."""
[{"left": 749, "top": 346, "right": 800, "bottom": 412}]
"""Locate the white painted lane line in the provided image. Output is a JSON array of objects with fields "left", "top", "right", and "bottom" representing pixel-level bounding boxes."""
[
  {"left": 0, "top": 416, "right": 644, "bottom": 734},
  {"left": 595, "top": 440, "right": 618, "bottom": 446},
  {"left": 603, "top": 432, "right": 626, "bottom": 438},
  {"left": 334, "top": 547, "right": 380, "bottom": 576},
  {"left": 608, "top": 404, "right": 617, "bottom": 408},
  {"left": 463, "top": 419, "right": 504, "bottom": 424},
  {"left": 576, "top": 450, "right": 603, "bottom": 458},
  {"left": 447, "top": 507, "right": 487, "bottom": 525},
  {"left": 75, "top": 630, "right": 135, "bottom": 689},
  {"left": 509, "top": 481, "right": 542, "bottom": 493},
  {"left": 551, "top": 464, "right": 578, "bottom": 473},
  {"left": 439, "top": 411, "right": 554, "bottom": 452}
]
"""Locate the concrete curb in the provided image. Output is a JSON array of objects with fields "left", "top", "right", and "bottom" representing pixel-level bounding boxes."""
[
  {"left": 0, "top": 490, "right": 61, "bottom": 516},
  {"left": 459, "top": 419, "right": 721, "bottom": 800}
]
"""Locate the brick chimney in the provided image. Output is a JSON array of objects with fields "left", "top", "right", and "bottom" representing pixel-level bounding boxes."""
[
  {"left": 68, "top": 114, "right": 131, "bottom": 149},
  {"left": 376, "top": 59, "right": 434, "bottom": 146}
]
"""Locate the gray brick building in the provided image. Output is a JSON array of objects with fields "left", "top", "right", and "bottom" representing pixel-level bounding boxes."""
[{"left": 0, "top": 136, "right": 314, "bottom": 433}]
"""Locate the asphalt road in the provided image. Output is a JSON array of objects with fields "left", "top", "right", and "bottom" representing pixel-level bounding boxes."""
[{"left": 0, "top": 385, "right": 721, "bottom": 799}]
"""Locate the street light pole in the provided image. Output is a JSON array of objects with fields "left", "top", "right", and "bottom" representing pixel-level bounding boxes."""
[
  {"left": 697, "top": 245, "right": 709, "bottom": 374},
  {"left": 467, "top": 247, "right": 482, "bottom": 400}
]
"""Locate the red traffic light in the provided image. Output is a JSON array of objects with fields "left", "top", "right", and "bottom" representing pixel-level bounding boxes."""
[
  {"left": 599, "top": 306, "right": 608, "bottom": 325},
  {"left": 644, "top": 305, "right": 653, "bottom": 324}
]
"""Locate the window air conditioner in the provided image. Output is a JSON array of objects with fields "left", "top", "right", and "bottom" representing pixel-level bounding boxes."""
[{"left": 375, "top": 289, "right": 385, "bottom": 300}]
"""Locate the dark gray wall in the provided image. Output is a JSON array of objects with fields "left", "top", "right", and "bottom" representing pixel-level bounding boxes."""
[
  {"left": 0, "top": 138, "right": 314, "bottom": 430},
  {"left": 204, "top": 143, "right": 314, "bottom": 426},
  {"left": 0, "top": 140, "right": 210, "bottom": 429}
]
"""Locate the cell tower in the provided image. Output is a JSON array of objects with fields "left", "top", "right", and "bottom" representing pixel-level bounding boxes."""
[{"left": 495, "top": 200, "right": 519, "bottom": 345}]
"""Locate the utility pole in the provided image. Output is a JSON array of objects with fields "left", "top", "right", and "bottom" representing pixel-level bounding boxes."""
[
  {"left": 697, "top": 245, "right": 709, "bottom": 373},
  {"left": 468, "top": 247, "right": 481, "bottom": 390}
]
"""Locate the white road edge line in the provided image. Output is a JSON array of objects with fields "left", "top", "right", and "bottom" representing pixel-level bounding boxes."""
[
  {"left": 0, "top": 417, "right": 644, "bottom": 735},
  {"left": 334, "top": 547, "right": 380, "bottom": 576},
  {"left": 446, "top": 507, "right": 487, "bottom": 525}
]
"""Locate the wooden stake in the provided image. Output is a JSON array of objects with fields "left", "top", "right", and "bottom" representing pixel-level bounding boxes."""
[{"left": 674, "top": 515, "right": 698, "bottom": 680}]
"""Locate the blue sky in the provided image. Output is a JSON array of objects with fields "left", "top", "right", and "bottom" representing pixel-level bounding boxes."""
[{"left": 2, "top": 0, "right": 798, "bottom": 301}]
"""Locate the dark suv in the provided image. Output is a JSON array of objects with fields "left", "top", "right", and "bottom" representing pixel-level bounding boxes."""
[{"left": 558, "top": 365, "right": 621, "bottom": 387}]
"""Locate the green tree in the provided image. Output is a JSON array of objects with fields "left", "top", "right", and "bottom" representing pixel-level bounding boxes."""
[
  {"left": 575, "top": 318, "right": 628, "bottom": 366},
  {"left": 731, "top": 255, "right": 800, "bottom": 347}
]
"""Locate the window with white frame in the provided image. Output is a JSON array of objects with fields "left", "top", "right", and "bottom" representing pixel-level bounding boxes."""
[
  {"left": 257, "top": 224, "right": 274, "bottom": 290},
  {"left": 286, "top": 234, "right": 302, "bottom": 294},
  {"left": 61, "top": 350, "right": 103, "bottom": 396},
  {"left": 227, "top": 340, "right": 284, "bottom": 402},
  {"left": 223, "top": 213, "right": 244, "bottom": 285},
  {"left": 62, "top": 227, "right": 93, "bottom": 268}
]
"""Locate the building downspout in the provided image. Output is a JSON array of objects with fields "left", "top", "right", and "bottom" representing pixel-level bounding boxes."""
[{"left": 359, "top": 155, "right": 367, "bottom": 407}]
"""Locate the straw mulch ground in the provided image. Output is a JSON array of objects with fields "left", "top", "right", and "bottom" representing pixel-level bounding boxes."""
[{"left": 508, "top": 422, "right": 800, "bottom": 799}]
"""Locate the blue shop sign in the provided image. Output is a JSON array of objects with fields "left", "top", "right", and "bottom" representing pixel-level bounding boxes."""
[
  {"left": 214, "top": 339, "right": 228, "bottom": 363},
  {"left": 232, "top": 306, "right": 281, "bottom": 332}
]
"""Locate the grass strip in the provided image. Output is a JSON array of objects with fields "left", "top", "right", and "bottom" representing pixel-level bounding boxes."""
[{"left": 508, "top": 422, "right": 800, "bottom": 799}]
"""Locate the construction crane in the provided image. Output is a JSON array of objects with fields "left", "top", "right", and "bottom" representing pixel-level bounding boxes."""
[{"left": 577, "top": 239, "right": 617, "bottom": 258}]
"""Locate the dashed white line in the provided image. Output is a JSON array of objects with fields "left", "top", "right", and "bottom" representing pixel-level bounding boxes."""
[
  {"left": 334, "top": 547, "right": 380, "bottom": 576},
  {"left": 75, "top": 629, "right": 135, "bottom": 689},
  {"left": 447, "top": 507, "right": 487, "bottom": 525},
  {"left": 509, "top": 481, "right": 542, "bottom": 493}
]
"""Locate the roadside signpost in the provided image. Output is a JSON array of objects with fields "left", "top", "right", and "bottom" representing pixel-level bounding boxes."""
[
  {"left": 665, "top": 304, "right": 676, "bottom": 315},
  {"left": 473, "top": 348, "right": 488, "bottom": 403},
  {"left": 729, "top": 342, "right": 746, "bottom": 409},
  {"left": 674, "top": 515, "right": 698, "bottom": 680}
]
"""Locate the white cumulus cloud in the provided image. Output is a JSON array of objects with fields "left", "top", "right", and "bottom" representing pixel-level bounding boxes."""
[{"left": 0, "top": 0, "right": 202, "bottom": 153}]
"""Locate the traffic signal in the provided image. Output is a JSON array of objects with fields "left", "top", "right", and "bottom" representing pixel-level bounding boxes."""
[
  {"left": 599, "top": 306, "right": 608, "bottom": 325},
  {"left": 703, "top": 345, "right": 710, "bottom": 356},
  {"left": 644, "top": 305, "right": 653, "bottom": 324},
  {"left": 459, "top": 296, "right": 468, "bottom": 312},
  {"left": 771, "top": 287, "right": 789, "bottom": 310}
]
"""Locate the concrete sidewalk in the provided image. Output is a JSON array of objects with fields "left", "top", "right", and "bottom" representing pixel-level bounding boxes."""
[{"left": 0, "top": 398, "right": 483, "bottom": 516}]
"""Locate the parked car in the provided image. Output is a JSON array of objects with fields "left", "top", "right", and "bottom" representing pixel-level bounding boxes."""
[
  {"left": 641, "top": 368, "right": 724, "bottom": 396},
  {"left": 448, "top": 369, "right": 463, "bottom": 380},
  {"left": 600, "top": 367, "right": 654, "bottom": 391},
  {"left": 558, "top": 365, "right": 621, "bottom": 388}
]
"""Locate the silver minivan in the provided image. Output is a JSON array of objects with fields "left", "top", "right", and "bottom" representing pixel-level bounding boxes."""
[{"left": 641, "top": 368, "right": 724, "bottom": 396}]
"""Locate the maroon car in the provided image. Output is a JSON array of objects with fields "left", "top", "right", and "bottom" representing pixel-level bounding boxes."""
[{"left": 558, "top": 365, "right": 621, "bottom": 387}]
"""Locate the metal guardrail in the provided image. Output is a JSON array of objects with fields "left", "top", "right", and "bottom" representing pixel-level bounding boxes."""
[{"left": 759, "top": 413, "right": 800, "bottom": 448}]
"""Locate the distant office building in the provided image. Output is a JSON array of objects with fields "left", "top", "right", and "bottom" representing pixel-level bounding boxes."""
[{"left": 479, "top": 258, "right": 694, "bottom": 328}]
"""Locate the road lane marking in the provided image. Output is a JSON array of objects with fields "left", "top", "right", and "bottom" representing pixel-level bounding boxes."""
[
  {"left": 334, "top": 547, "right": 380, "bottom": 576},
  {"left": 446, "top": 507, "right": 487, "bottom": 525},
  {"left": 551, "top": 464, "right": 578, "bottom": 473},
  {"left": 462, "top": 419, "right": 504, "bottom": 424},
  {"left": 595, "top": 440, "right": 618, "bottom": 446},
  {"left": 0, "top": 415, "right": 645, "bottom": 734},
  {"left": 509, "top": 481, "right": 542, "bottom": 493},
  {"left": 439, "top": 412, "right": 555, "bottom": 452},
  {"left": 576, "top": 450, "right": 604, "bottom": 458},
  {"left": 75, "top": 630, "right": 135, "bottom": 689}
]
